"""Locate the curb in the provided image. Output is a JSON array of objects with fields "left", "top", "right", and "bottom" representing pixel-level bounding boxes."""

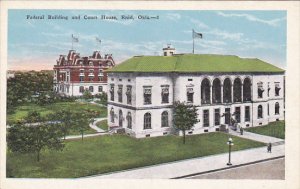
[{"left": 172, "top": 155, "right": 285, "bottom": 179}]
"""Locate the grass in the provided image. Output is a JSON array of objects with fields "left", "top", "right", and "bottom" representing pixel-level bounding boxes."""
[
  {"left": 96, "top": 120, "right": 108, "bottom": 131},
  {"left": 245, "top": 121, "right": 285, "bottom": 139},
  {"left": 7, "top": 132, "right": 264, "bottom": 178},
  {"left": 7, "top": 102, "right": 107, "bottom": 123}
]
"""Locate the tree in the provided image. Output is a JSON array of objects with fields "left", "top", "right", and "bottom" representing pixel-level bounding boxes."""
[
  {"left": 73, "top": 111, "right": 95, "bottom": 141},
  {"left": 82, "top": 90, "right": 93, "bottom": 100},
  {"left": 173, "top": 101, "right": 200, "bottom": 144},
  {"left": 49, "top": 109, "right": 74, "bottom": 140},
  {"left": 7, "top": 121, "right": 64, "bottom": 162}
]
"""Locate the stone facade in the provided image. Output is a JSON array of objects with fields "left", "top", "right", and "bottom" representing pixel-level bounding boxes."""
[{"left": 107, "top": 72, "right": 284, "bottom": 138}]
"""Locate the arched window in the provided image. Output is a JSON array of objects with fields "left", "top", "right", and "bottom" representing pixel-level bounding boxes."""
[
  {"left": 201, "top": 78, "right": 211, "bottom": 104},
  {"left": 144, "top": 112, "right": 151, "bottom": 129},
  {"left": 161, "top": 111, "right": 169, "bottom": 127},
  {"left": 119, "top": 110, "right": 123, "bottom": 127},
  {"left": 212, "top": 78, "right": 221, "bottom": 104},
  {"left": 258, "top": 105, "right": 263, "bottom": 119},
  {"left": 126, "top": 112, "right": 132, "bottom": 129},
  {"left": 89, "top": 86, "right": 94, "bottom": 92},
  {"left": 275, "top": 102, "right": 280, "bottom": 115},
  {"left": 233, "top": 78, "right": 242, "bottom": 102},
  {"left": 79, "top": 86, "right": 84, "bottom": 93},
  {"left": 243, "top": 78, "right": 251, "bottom": 102},
  {"left": 223, "top": 78, "right": 232, "bottom": 103},
  {"left": 110, "top": 108, "right": 114, "bottom": 123}
]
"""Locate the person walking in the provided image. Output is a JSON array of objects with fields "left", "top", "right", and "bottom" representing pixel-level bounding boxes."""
[
  {"left": 267, "top": 142, "right": 272, "bottom": 153},
  {"left": 240, "top": 127, "right": 243, "bottom": 135}
]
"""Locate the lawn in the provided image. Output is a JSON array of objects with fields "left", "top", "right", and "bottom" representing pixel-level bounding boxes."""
[
  {"left": 7, "top": 102, "right": 107, "bottom": 123},
  {"left": 96, "top": 120, "right": 108, "bottom": 131},
  {"left": 7, "top": 132, "right": 264, "bottom": 178},
  {"left": 245, "top": 121, "right": 285, "bottom": 139}
]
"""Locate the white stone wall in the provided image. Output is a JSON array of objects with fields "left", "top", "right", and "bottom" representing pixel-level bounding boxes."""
[
  {"left": 107, "top": 72, "right": 285, "bottom": 138},
  {"left": 56, "top": 82, "right": 107, "bottom": 96}
]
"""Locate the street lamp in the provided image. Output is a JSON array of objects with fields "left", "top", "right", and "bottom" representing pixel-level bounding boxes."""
[{"left": 227, "top": 137, "right": 234, "bottom": 166}]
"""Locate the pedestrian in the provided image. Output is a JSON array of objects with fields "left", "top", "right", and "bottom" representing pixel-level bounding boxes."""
[
  {"left": 240, "top": 127, "right": 243, "bottom": 135},
  {"left": 267, "top": 143, "right": 272, "bottom": 153}
]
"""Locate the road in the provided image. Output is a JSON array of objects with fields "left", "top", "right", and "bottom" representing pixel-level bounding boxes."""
[{"left": 187, "top": 158, "right": 285, "bottom": 180}]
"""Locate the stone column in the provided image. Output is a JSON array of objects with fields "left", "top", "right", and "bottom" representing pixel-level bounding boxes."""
[
  {"left": 231, "top": 84, "right": 233, "bottom": 103},
  {"left": 210, "top": 85, "right": 213, "bottom": 104},
  {"left": 241, "top": 84, "right": 244, "bottom": 102},
  {"left": 221, "top": 84, "right": 223, "bottom": 104}
]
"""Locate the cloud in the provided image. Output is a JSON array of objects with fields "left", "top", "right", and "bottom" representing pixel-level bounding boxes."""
[
  {"left": 205, "top": 29, "right": 244, "bottom": 41},
  {"left": 165, "top": 13, "right": 181, "bottom": 21},
  {"left": 217, "top": 11, "right": 286, "bottom": 27},
  {"left": 190, "top": 18, "right": 210, "bottom": 29}
]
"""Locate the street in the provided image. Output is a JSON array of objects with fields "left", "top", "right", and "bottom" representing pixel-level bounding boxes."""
[{"left": 188, "top": 158, "right": 285, "bottom": 180}]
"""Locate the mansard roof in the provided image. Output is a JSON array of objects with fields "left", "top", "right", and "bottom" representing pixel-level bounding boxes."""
[{"left": 108, "top": 54, "right": 284, "bottom": 73}]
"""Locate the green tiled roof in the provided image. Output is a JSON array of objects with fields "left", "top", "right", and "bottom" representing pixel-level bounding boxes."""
[{"left": 107, "top": 54, "right": 284, "bottom": 73}]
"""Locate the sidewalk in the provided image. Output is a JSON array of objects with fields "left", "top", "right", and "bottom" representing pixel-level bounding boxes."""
[
  {"left": 90, "top": 118, "right": 107, "bottom": 133},
  {"left": 84, "top": 144, "right": 284, "bottom": 179},
  {"left": 228, "top": 130, "right": 284, "bottom": 144}
]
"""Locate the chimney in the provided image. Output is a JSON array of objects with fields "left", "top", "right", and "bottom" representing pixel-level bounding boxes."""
[{"left": 162, "top": 44, "right": 175, "bottom": 56}]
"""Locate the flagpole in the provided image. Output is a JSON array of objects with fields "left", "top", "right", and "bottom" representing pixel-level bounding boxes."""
[
  {"left": 192, "top": 29, "right": 195, "bottom": 54},
  {"left": 71, "top": 34, "right": 73, "bottom": 50}
]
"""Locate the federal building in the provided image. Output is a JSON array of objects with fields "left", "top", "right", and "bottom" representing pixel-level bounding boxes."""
[
  {"left": 107, "top": 46, "right": 285, "bottom": 138},
  {"left": 53, "top": 50, "right": 115, "bottom": 96}
]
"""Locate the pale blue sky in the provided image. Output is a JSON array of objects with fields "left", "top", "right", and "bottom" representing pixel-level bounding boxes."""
[{"left": 8, "top": 10, "right": 286, "bottom": 70}]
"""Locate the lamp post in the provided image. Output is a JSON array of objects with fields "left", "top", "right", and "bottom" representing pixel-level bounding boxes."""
[{"left": 227, "top": 137, "right": 234, "bottom": 166}]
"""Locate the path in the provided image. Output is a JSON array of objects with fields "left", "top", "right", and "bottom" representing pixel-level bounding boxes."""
[
  {"left": 82, "top": 144, "right": 284, "bottom": 179},
  {"left": 90, "top": 118, "right": 107, "bottom": 133},
  {"left": 228, "top": 129, "right": 284, "bottom": 144},
  {"left": 64, "top": 118, "right": 108, "bottom": 140}
]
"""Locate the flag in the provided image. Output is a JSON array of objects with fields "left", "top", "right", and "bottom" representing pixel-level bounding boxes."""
[
  {"left": 72, "top": 34, "right": 79, "bottom": 42},
  {"left": 193, "top": 30, "right": 203, "bottom": 39},
  {"left": 96, "top": 37, "right": 101, "bottom": 43}
]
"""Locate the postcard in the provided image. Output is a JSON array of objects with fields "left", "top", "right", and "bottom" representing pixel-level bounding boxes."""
[{"left": 0, "top": 1, "right": 299, "bottom": 189}]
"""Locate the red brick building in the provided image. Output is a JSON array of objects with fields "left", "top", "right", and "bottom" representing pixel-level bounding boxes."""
[{"left": 53, "top": 50, "right": 115, "bottom": 96}]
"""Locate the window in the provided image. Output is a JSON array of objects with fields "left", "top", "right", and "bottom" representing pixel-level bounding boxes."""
[
  {"left": 89, "top": 76, "right": 94, "bottom": 81},
  {"left": 275, "top": 102, "right": 280, "bottom": 115},
  {"left": 225, "top": 108, "right": 230, "bottom": 124},
  {"left": 89, "top": 86, "right": 94, "bottom": 92},
  {"left": 126, "top": 86, "right": 132, "bottom": 105},
  {"left": 188, "top": 78, "right": 193, "bottom": 81},
  {"left": 245, "top": 106, "right": 250, "bottom": 122},
  {"left": 126, "top": 112, "right": 132, "bottom": 129},
  {"left": 119, "top": 79, "right": 122, "bottom": 81},
  {"left": 235, "top": 107, "right": 241, "bottom": 123},
  {"left": 214, "top": 109, "right": 220, "bottom": 126},
  {"left": 79, "top": 86, "right": 84, "bottom": 93},
  {"left": 98, "top": 76, "right": 103, "bottom": 81},
  {"left": 89, "top": 61, "right": 93, "bottom": 66},
  {"left": 187, "top": 88, "right": 194, "bottom": 103},
  {"left": 98, "top": 86, "right": 103, "bottom": 92},
  {"left": 144, "top": 112, "right": 151, "bottom": 129},
  {"left": 161, "top": 111, "right": 169, "bottom": 127},
  {"left": 80, "top": 76, "right": 84, "bottom": 82},
  {"left": 258, "top": 105, "right": 263, "bottom": 119},
  {"left": 164, "top": 52, "right": 167, "bottom": 56},
  {"left": 257, "top": 82, "right": 264, "bottom": 98},
  {"left": 267, "top": 82, "right": 270, "bottom": 97},
  {"left": 110, "top": 84, "right": 114, "bottom": 101},
  {"left": 203, "top": 110, "right": 209, "bottom": 127},
  {"left": 275, "top": 82, "right": 281, "bottom": 96},
  {"left": 110, "top": 108, "right": 114, "bottom": 123},
  {"left": 118, "top": 85, "right": 123, "bottom": 103},
  {"left": 161, "top": 86, "right": 169, "bottom": 104},
  {"left": 144, "top": 87, "right": 152, "bottom": 105}
]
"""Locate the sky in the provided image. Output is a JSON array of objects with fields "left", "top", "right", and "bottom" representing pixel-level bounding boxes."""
[{"left": 8, "top": 10, "right": 286, "bottom": 70}]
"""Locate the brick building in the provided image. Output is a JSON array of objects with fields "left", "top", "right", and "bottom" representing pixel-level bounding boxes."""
[{"left": 53, "top": 50, "right": 115, "bottom": 96}]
